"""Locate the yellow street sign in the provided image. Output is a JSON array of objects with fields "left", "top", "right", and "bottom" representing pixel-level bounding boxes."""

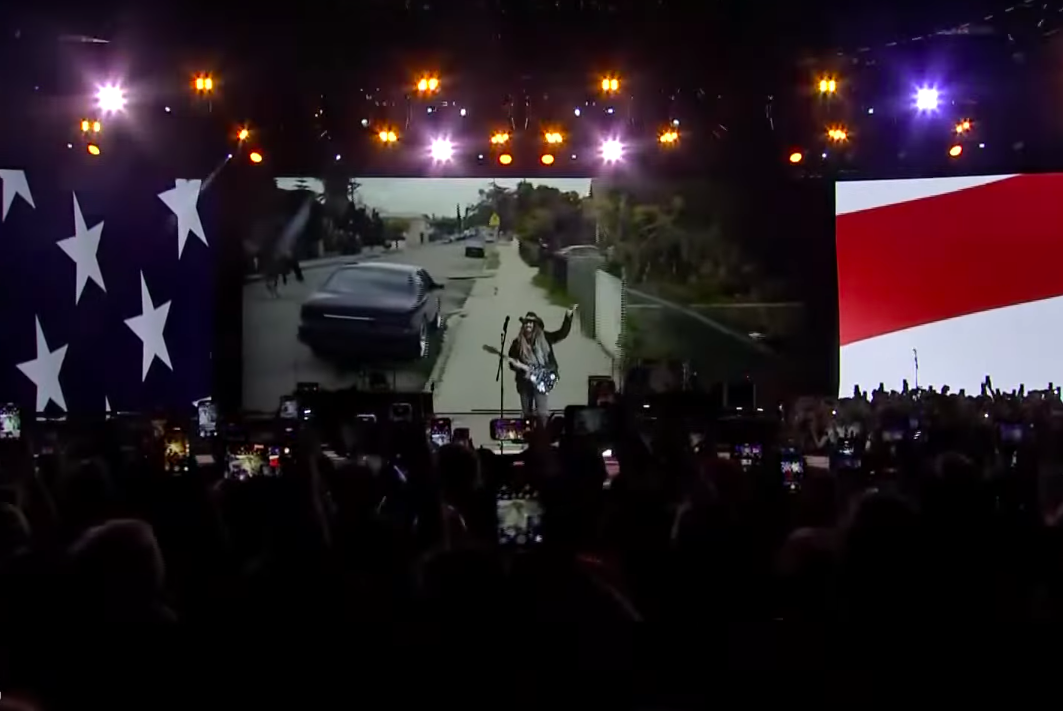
[{"left": 489, "top": 213, "right": 500, "bottom": 227}]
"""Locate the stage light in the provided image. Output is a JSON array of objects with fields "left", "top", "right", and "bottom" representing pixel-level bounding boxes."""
[
  {"left": 915, "top": 87, "right": 939, "bottom": 111},
  {"left": 601, "top": 77, "right": 620, "bottom": 93},
  {"left": 237, "top": 127, "right": 250, "bottom": 141},
  {"left": 600, "top": 139, "right": 624, "bottom": 162},
  {"left": 949, "top": 144, "right": 963, "bottom": 157},
  {"left": 92, "top": 121, "right": 101, "bottom": 133},
  {"left": 827, "top": 127, "right": 848, "bottom": 142},
  {"left": 541, "top": 154, "right": 555, "bottom": 165},
  {"left": 430, "top": 138, "right": 454, "bottom": 162},
  {"left": 96, "top": 84, "right": 126, "bottom": 113},
  {"left": 87, "top": 143, "right": 100, "bottom": 156},
  {"left": 499, "top": 153, "right": 513, "bottom": 165},
  {"left": 544, "top": 131, "right": 564, "bottom": 144},
  {"left": 658, "top": 130, "right": 679, "bottom": 144},
  {"left": 416, "top": 76, "right": 440, "bottom": 93},
  {"left": 955, "top": 119, "right": 972, "bottom": 134},
  {"left": 818, "top": 78, "right": 837, "bottom": 94},
  {"left": 194, "top": 75, "right": 214, "bottom": 93},
  {"left": 491, "top": 132, "right": 510, "bottom": 145},
  {"left": 80, "top": 119, "right": 100, "bottom": 133},
  {"left": 377, "top": 130, "right": 398, "bottom": 143},
  {"left": 789, "top": 151, "right": 803, "bottom": 164},
  {"left": 249, "top": 151, "right": 263, "bottom": 164}
]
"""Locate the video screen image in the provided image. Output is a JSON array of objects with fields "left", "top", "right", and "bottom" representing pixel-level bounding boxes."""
[
  {"left": 836, "top": 174, "right": 1063, "bottom": 395},
  {"left": 0, "top": 167, "right": 215, "bottom": 414},
  {"left": 239, "top": 175, "right": 619, "bottom": 418}
]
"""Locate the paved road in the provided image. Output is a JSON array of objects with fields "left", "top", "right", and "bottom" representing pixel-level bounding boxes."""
[{"left": 242, "top": 242, "right": 484, "bottom": 412}]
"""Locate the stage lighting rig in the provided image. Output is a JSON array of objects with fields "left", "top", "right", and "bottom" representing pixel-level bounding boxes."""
[
  {"left": 430, "top": 138, "right": 454, "bottom": 162},
  {"left": 96, "top": 84, "right": 126, "bottom": 114},
  {"left": 377, "top": 129, "right": 398, "bottom": 144},
  {"left": 87, "top": 143, "right": 101, "bottom": 156},
  {"left": 544, "top": 131, "right": 563, "bottom": 144},
  {"left": 80, "top": 119, "right": 101, "bottom": 134},
  {"left": 915, "top": 87, "right": 940, "bottom": 112},
  {"left": 541, "top": 154, "right": 555, "bottom": 165},
  {"left": 499, "top": 153, "right": 513, "bottom": 165},
  {"left": 237, "top": 127, "right": 250, "bottom": 142},
  {"left": 194, "top": 75, "right": 214, "bottom": 93},
  {"left": 789, "top": 151, "right": 803, "bottom": 164},
  {"left": 827, "top": 127, "right": 848, "bottom": 142},
  {"left": 600, "top": 139, "right": 624, "bottom": 162},
  {"left": 949, "top": 144, "right": 963, "bottom": 157},
  {"left": 491, "top": 132, "right": 510, "bottom": 145},
  {"left": 249, "top": 151, "right": 264, "bottom": 164},
  {"left": 658, "top": 130, "right": 679, "bottom": 144},
  {"left": 601, "top": 76, "right": 620, "bottom": 93},
  {"left": 955, "top": 119, "right": 972, "bottom": 134},
  {"left": 416, "top": 76, "right": 441, "bottom": 94},
  {"left": 818, "top": 78, "right": 837, "bottom": 94}
]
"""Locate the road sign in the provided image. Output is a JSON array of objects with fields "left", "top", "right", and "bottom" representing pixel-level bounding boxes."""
[{"left": 489, "top": 213, "right": 500, "bottom": 227}]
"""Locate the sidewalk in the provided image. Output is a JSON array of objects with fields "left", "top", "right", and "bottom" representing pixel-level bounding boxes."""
[{"left": 432, "top": 240, "right": 613, "bottom": 419}]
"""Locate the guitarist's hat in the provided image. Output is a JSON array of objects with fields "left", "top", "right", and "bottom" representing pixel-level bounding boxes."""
[{"left": 519, "top": 311, "right": 544, "bottom": 327}]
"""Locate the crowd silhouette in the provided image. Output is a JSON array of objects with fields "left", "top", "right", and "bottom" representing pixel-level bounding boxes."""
[{"left": 1, "top": 379, "right": 1061, "bottom": 707}]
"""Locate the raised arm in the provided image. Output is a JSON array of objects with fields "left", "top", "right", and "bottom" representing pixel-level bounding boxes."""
[{"left": 546, "top": 306, "right": 577, "bottom": 344}]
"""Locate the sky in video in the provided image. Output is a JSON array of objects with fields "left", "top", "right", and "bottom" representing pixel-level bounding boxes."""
[{"left": 274, "top": 177, "right": 593, "bottom": 216}]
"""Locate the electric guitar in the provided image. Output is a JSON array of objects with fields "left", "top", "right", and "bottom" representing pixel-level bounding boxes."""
[{"left": 482, "top": 345, "right": 559, "bottom": 394}]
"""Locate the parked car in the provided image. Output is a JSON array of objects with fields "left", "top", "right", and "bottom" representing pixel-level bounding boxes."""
[
  {"left": 556, "top": 245, "right": 601, "bottom": 258},
  {"left": 465, "top": 238, "right": 486, "bottom": 258},
  {"left": 298, "top": 262, "right": 445, "bottom": 361}
]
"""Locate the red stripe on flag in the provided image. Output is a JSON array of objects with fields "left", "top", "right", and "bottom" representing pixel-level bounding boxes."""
[{"left": 837, "top": 173, "right": 1063, "bottom": 346}]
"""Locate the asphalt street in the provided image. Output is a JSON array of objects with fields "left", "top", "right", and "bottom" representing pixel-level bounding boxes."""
[{"left": 242, "top": 242, "right": 484, "bottom": 412}]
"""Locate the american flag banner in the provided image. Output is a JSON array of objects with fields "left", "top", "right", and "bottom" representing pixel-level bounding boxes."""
[{"left": 0, "top": 161, "right": 216, "bottom": 415}]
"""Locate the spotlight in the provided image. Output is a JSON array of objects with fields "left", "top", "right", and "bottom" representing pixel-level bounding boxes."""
[
  {"left": 194, "top": 75, "right": 214, "bottom": 93},
  {"left": 948, "top": 144, "right": 963, "bottom": 158},
  {"left": 80, "top": 119, "right": 100, "bottom": 133},
  {"left": 490, "top": 132, "right": 510, "bottom": 145},
  {"left": 818, "top": 78, "right": 837, "bottom": 94},
  {"left": 92, "top": 121, "right": 101, "bottom": 133},
  {"left": 827, "top": 127, "right": 848, "bottom": 142},
  {"left": 86, "top": 143, "right": 101, "bottom": 156},
  {"left": 416, "top": 76, "right": 440, "bottom": 93},
  {"left": 249, "top": 151, "right": 263, "bottom": 164},
  {"left": 544, "top": 131, "right": 564, "bottom": 144},
  {"left": 600, "top": 139, "right": 624, "bottom": 163},
  {"left": 499, "top": 153, "right": 513, "bottom": 165},
  {"left": 955, "top": 119, "right": 972, "bottom": 134},
  {"left": 789, "top": 151, "right": 803, "bottom": 164},
  {"left": 601, "top": 77, "right": 620, "bottom": 93},
  {"left": 377, "top": 129, "right": 398, "bottom": 143},
  {"left": 541, "top": 154, "right": 555, "bottom": 165},
  {"left": 430, "top": 138, "right": 454, "bottom": 162},
  {"left": 237, "top": 127, "right": 250, "bottom": 141},
  {"left": 658, "top": 130, "right": 679, "bottom": 144},
  {"left": 915, "top": 87, "right": 939, "bottom": 111},
  {"left": 96, "top": 84, "right": 126, "bottom": 113}
]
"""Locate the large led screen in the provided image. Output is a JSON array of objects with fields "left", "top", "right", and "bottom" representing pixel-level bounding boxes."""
[
  {"left": 239, "top": 176, "right": 615, "bottom": 417},
  {"left": 0, "top": 166, "right": 216, "bottom": 415},
  {"left": 836, "top": 174, "right": 1063, "bottom": 396}
]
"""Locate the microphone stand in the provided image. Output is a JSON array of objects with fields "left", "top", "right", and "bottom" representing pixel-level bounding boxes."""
[{"left": 497, "top": 315, "right": 510, "bottom": 454}]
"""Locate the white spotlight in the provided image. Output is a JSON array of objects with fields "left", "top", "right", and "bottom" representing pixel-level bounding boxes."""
[
  {"left": 600, "top": 139, "right": 624, "bottom": 163},
  {"left": 914, "top": 87, "right": 939, "bottom": 112},
  {"left": 430, "top": 138, "right": 454, "bottom": 162},
  {"left": 96, "top": 84, "right": 127, "bottom": 113}
]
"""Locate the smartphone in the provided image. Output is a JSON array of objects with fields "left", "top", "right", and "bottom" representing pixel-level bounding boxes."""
[
  {"left": 164, "top": 429, "right": 191, "bottom": 473},
  {"left": 390, "top": 402, "right": 413, "bottom": 422},
  {"left": 429, "top": 418, "right": 452, "bottom": 447},
  {"left": 491, "top": 418, "right": 527, "bottom": 442},
  {"left": 496, "top": 484, "right": 544, "bottom": 545},
  {"left": 226, "top": 443, "right": 283, "bottom": 481},
  {"left": 279, "top": 396, "right": 298, "bottom": 420},
  {"left": 602, "top": 447, "right": 620, "bottom": 482},
  {"left": 780, "top": 449, "right": 804, "bottom": 490},
  {"left": 356, "top": 413, "right": 377, "bottom": 424},
  {"left": 565, "top": 405, "right": 612, "bottom": 437},
  {"left": 734, "top": 443, "right": 763, "bottom": 470},
  {"left": 834, "top": 440, "right": 861, "bottom": 470},
  {"left": 197, "top": 401, "right": 217, "bottom": 437},
  {"left": 1000, "top": 423, "right": 1024, "bottom": 444},
  {"left": 0, "top": 404, "right": 21, "bottom": 440}
]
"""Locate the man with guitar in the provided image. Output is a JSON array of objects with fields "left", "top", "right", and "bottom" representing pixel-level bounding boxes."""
[{"left": 507, "top": 307, "right": 576, "bottom": 422}]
